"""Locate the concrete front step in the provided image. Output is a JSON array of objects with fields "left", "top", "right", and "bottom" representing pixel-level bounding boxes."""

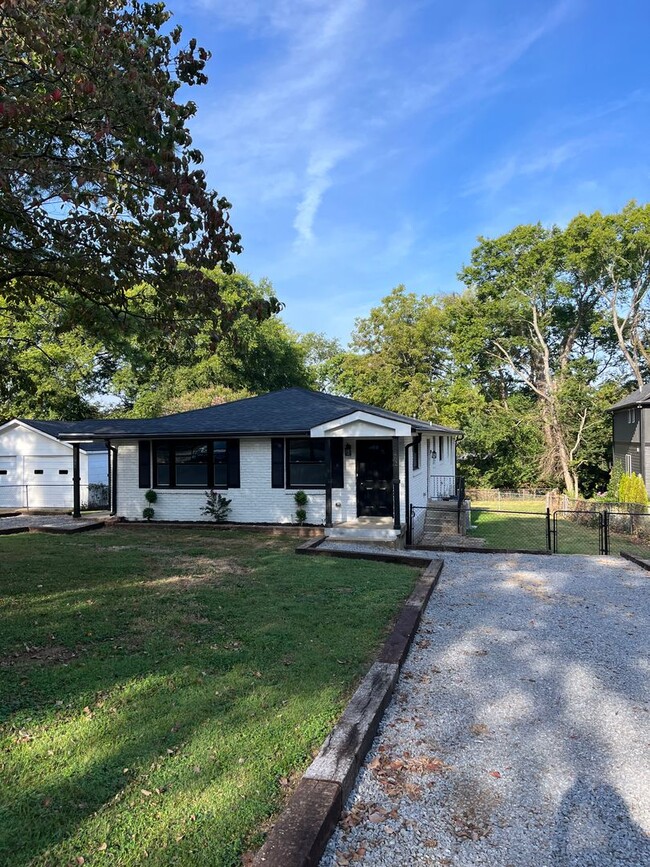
[{"left": 327, "top": 527, "right": 402, "bottom": 541}]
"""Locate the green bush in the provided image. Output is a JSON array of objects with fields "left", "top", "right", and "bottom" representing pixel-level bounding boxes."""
[
  {"left": 618, "top": 472, "right": 648, "bottom": 505},
  {"left": 142, "top": 506, "right": 155, "bottom": 521},
  {"left": 294, "top": 490, "right": 308, "bottom": 524},
  {"left": 201, "top": 490, "right": 232, "bottom": 522},
  {"left": 605, "top": 461, "right": 624, "bottom": 502},
  {"left": 144, "top": 489, "right": 158, "bottom": 504}
]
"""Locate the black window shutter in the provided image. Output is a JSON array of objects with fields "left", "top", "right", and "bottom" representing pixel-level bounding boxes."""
[
  {"left": 227, "top": 440, "right": 240, "bottom": 488},
  {"left": 138, "top": 441, "right": 151, "bottom": 488},
  {"left": 271, "top": 438, "right": 285, "bottom": 488},
  {"left": 331, "top": 439, "right": 344, "bottom": 488}
]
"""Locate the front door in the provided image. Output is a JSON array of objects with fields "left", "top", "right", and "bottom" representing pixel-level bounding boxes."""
[{"left": 356, "top": 440, "right": 393, "bottom": 517}]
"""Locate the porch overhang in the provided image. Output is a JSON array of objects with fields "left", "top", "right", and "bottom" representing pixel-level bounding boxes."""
[{"left": 309, "top": 410, "right": 412, "bottom": 439}]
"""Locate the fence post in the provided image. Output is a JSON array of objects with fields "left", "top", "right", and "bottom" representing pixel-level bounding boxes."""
[
  {"left": 407, "top": 505, "right": 413, "bottom": 545},
  {"left": 603, "top": 510, "right": 609, "bottom": 556},
  {"left": 545, "top": 508, "right": 551, "bottom": 552}
]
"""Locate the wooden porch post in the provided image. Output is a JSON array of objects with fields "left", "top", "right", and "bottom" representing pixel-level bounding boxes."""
[
  {"left": 72, "top": 443, "right": 81, "bottom": 519},
  {"left": 324, "top": 438, "right": 332, "bottom": 527},
  {"left": 392, "top": 437, "right": 401, "bottom": 530}
]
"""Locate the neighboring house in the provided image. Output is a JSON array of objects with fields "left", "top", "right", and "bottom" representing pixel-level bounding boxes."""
[
  {"left": 0, "top": 419, "right": 109, "bottom": 509},
  {"left": 57, "top": 388, "right": 461, "bottom": 541},
  {"left": 610, "top": 384, "right": 650, "bottom": 489}
]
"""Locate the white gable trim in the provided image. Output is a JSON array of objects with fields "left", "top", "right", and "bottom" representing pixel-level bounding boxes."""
[
  {"left": 0, "top": 419, "right": 104, "bottom": 454},
  {"left": 310, "top": 410, "right": 412, "bottom": 439}
]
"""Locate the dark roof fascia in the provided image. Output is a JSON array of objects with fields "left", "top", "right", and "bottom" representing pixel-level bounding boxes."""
[
  {"left": 62, "top": 429, "right": 314, "bottom": 442},
  {"left": 62, "top": 425, "right": 461, "bottom": 442},
  {"left": 608, "top": 400, "right": 650, "bottom": 412}
]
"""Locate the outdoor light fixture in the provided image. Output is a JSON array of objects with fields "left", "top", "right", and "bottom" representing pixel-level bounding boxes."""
[
  {"left": 345, "top": 443, "right": 352, "bottom": 457},
  {"left": 431, "top": 450, "right": 437, "bottom": 460}
]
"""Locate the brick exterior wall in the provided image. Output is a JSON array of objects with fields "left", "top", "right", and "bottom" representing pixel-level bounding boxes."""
[{"left": 112, "top": 435, "right": 454, "bottom": 525}]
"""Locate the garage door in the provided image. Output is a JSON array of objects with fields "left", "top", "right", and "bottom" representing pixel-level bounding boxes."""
[
  {"left": 0, "top": 456, "right": 21, "bottom": 508},
  {"left": 24, "top": 456, "right": 73, "bottom": 508}
]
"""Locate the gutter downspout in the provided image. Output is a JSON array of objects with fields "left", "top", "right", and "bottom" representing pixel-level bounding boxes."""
[
  {"left": 404, "top": 433, "right": 421, "bottom": 545},
  {"left": 639, "top": 405, "right": 646, "bottom": 490},
  {"left": 105, "top": 439, "right": 117, "bottom": 516}
]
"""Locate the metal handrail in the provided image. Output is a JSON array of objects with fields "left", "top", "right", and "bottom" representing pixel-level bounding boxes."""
[{"left": 429, "top": 474, "right": 464, "bottom": 500}]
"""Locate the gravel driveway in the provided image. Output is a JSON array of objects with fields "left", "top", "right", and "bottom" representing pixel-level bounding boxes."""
[{"left": 321, "top": 553, "right": 650, "bottom": 867}]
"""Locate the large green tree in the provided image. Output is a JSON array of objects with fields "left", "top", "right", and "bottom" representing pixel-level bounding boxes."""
[
  {"left": 459, "top": 224, "right": 610, "bottom": 496},
  {"left": 563, "top": 201, "right": 650, "bottom": 387},
  {"left": 111, "top": 272, "right": 312, "bottom": 417},
  {"left": 0, "top": 0, "right": 277, "bottom": 331}
]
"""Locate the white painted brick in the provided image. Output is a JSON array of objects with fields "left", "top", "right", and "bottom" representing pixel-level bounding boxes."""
[{"left": 112, "top": 435, "right": 457, "bottom": 524}]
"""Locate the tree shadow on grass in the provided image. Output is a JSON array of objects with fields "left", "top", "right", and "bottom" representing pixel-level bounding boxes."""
[{"left": 0, "top": 531, "right": 418, "bottom": 865}]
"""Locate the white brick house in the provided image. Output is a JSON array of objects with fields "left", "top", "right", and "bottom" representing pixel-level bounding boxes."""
[
  {"left": 0, "top": 419, "right": 108, "bottom": 509},
  {"left": 58, "top": 389, "right": 461, "bottom": 541}
]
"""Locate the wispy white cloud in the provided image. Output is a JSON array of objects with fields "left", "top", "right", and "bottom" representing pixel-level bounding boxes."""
[
  {"left": 464, "top": 137, "right": 595, "bottom": 197},
  {"left": 193, "top": 0, "right": 572, "bottom": 244}
]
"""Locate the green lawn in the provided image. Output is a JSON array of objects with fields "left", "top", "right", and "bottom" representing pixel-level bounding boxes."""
[
  {"left": 470, "top": 498, "right": 548, "bottom": 513},
  {"left": 0, "top": 528, "right": 419, "bottom": 867},
  {"left": 468, "top": 508, "right": 602, "bottom": 554}
]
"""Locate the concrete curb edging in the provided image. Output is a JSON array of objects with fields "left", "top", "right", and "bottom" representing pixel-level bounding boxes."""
[
  {"left": 0, "top": 521, "right": 106, "bottom": 536},
  {"left": 620, "top": 551, "right": 650, "bottom": 572},
  {"left": 253, "top": 552, "right": 443, "bottom": 867},
  {"left": 0, "top": 526, "right": 29, "bottom": 536}
]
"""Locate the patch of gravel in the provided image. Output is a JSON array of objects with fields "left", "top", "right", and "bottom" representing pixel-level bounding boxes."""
[
  {"left": 320, "top": 552, "right": 650, "bottom": 867},
  {"left": 0, "top": 512, "right": 107, "bottom": 531}
]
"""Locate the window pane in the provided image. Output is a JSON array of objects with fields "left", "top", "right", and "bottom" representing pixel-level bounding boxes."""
[
  {"left": 156, "top": 444, "right": 170, "bottom": 486},
  {"left": 214, "top": 464, "right": 228, "bottom": 487},
  {"left": 288, "top": 438, "right": 326, "bottom": 486},
  {"left": 290, "top": 463, "right": 326, "bottom": 486},
  {"left": 213, "top": 440, "right": 227, "bottom": 463},
  {"left": 175, "top": 442, "right": 208, "bottom": 487},
  {"left": 289, "top": 439, "right": 311, "bottom": 462}
]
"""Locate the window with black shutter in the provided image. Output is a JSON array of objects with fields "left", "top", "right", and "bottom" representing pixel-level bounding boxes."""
[
  {"left": 271, "top": 438, "right": 285, "bottom": 488},
  {"left": 138, "top": 440, "right": 151, "bottom": 488}
]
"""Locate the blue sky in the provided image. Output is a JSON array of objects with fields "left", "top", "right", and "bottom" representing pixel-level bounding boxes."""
[{"left": 175, "top": 0, "right": 650, "bottom": 342}]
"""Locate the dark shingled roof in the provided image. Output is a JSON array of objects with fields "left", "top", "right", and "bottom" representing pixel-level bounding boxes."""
[
  {"left": 14, "top": 419, "right": 107, "bottom": 452},
  {"left": 609, "top": 383, "right": 650, "bottom": 411},
  {"left": 55, "top": 388, "right": 462, "bottom": 441}
]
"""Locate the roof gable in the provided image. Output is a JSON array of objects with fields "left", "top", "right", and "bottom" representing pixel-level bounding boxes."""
[{"left": 610, "top": 383, "right": 650, "bottom": 410}]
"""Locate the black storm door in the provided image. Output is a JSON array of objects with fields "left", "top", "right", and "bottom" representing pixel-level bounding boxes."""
[{"left": 356, "top": 440, "right": 393, "bottom": 517}]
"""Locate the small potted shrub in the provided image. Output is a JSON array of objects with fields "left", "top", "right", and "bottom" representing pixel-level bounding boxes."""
[
  {"left": 143, "top": 489, "right": 157, "bottom": 521},
  {"left": 202, "top": 489, "right": 232, "bottom": 522},
  {"left": 294, "top": 490, "right": 308, "bottom": 525}
]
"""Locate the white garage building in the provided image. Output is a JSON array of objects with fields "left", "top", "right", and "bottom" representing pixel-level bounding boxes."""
[{"left": 0, "top": 419, "right": 109, "bottom": 510}]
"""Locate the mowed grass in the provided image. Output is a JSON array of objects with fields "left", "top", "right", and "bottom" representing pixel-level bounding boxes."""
[
  {"left": 0, "top": 528, "right": 419, "bottom": 867},
  {"left": 469, "top": 504, "right": 650, "bottom": 556},
  {"left": 468, "top": 508, "right": 602, "bottom": 554},
  {"left": 469, "top": 498, "right": 548, "bottom": 513}
]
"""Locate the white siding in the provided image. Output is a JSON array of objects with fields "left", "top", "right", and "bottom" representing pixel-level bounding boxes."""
[{"left": 0, "top": 421, "right": 107, "bottom": 508}]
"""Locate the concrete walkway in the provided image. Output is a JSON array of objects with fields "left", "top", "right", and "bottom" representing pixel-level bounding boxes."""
[
  {"left": 320, "top": 552, "right": 650, "bottom": 867},
  {"left": 0, "top": 512, "right": 109, "bottom": 533}
]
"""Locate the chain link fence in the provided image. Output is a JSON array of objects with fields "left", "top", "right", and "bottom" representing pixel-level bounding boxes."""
[{"left": 408, "top": 501, "right": 650, "bottom": 559}]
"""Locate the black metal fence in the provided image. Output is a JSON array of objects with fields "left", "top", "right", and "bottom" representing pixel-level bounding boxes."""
[
  {"left": 408, "top": 502, "right": 650, "bottom": 558},
  {"left": 0, "top": 483, "right": 109, "bottom": 511}
]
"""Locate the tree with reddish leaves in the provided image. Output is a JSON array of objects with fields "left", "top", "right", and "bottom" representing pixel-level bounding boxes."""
[{"left": 0, "top": 0, "right": 275, "bottom": 332}]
